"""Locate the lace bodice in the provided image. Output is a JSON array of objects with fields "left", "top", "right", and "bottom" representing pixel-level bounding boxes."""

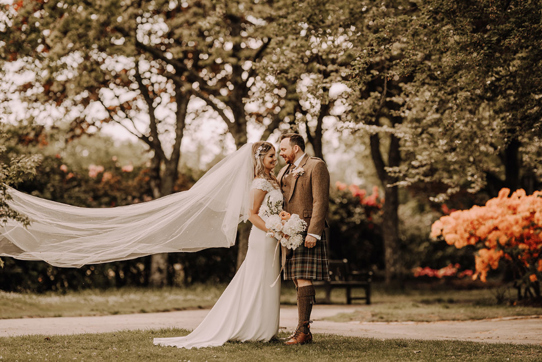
[{"left": 251, "top": 178, "right": 283, "bottom": 220}]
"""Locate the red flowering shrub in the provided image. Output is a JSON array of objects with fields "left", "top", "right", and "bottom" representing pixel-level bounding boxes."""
[
  {"left": 329, "top": 182, "right": 383, "bottom": 269},
  {"left": 431, "top": 188, "right": 542, "bottom": 299},
  {"left": 413, "top": 263, "right": 473, "bottom": 279}
]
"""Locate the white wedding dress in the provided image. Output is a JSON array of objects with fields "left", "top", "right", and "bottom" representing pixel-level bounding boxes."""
[{"left": 153, "top": 178, "right": 282, "bottom": 349}]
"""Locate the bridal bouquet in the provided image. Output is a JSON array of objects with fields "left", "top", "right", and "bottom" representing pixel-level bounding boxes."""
[
  {"left": 265, "top": 207, "right": 307, "bottom": 250},
  {"left": 279, "top": 211, "right": 307, "bottom": 249}
]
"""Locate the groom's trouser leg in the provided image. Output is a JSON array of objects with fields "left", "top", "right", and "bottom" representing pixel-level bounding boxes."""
[{"left": 296, "top": 280, "right": 315, "bottom": 334}]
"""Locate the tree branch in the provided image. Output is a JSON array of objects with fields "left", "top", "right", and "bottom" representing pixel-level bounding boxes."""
[
  {"left": 134, "top": 61, "right": 167, "bottom": 162},
  {"left": 248, "top": 38, "right": 272, "bottom": 78},
  {"left": 190, "top": 87, "right": 233, "bottom": 125},
  {"left": 261, "top": 113, "right": 282, "bottom": 141},
  {"left": 114, "top": 25, "right": 218, "bottom": 95},
  {"left": 97, "top": 98, "right": 146, "bottom": 142}
]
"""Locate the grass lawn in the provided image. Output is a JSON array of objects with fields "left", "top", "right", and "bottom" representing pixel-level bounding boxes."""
[
  {"left": 1, "top": 329, "right": 542, "bottom": 362},
  {"left": 0, "top": 285, "right": 225, "bottom": 319},
  {"left": 2, "top": 282, "right": 542, "bottom": 322},
  {"left": 323, "top": 285, "right": 542, "bottom": 323}
]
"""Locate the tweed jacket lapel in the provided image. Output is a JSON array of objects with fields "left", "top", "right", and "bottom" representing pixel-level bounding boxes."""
[{"left": 288, "top": 154, "right": 310, "bottom": 202}]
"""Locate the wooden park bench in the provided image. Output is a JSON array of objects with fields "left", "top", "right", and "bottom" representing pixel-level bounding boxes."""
[{"left": 313, "top": 259, "right": 373, "bottom": 305}]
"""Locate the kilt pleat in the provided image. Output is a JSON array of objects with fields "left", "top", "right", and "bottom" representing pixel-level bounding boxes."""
[{"left": 283, "top": 231, "right": 330, "bottom": 281}]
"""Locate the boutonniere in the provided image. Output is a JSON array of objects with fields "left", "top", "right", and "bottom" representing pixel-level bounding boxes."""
[{"left": 291, "top": 167, "right": 305, "bottom": 179}]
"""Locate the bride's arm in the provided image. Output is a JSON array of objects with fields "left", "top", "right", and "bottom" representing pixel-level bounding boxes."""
[{"left": 248, "top": 188, "right": 268, "bottom": 232}]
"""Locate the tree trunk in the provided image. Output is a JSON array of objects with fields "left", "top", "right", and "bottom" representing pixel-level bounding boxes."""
[
  {"left": 148, "top": 153, "right": 162, "bottom": 199},
  {"left": 236, "top": 222, "right": 251, "bottom": 270},
  {"left": 369, "top": 128, "right": 401, "bottom": 284},
  {"left": 149, "top": 254, "right": 169, "bottom": 287},
  {"left": 305, "top": 94, "right": 330, "bottom": 161},
  {"left": 148, "top": 88, "right": 189, "bottom": 287},
  {"left": 227, "top": 61, "right": 251, "bottom": 267},
  {"left": 382, "top": 185, "right": 399, "bottom": 283},
  {"left": 230, "top": 102, "right": 250, "bottom": 268},
  {"left": 503, "top": 137, "right": 520, "bottom": 192},
  {"left": 485, "top": 137, "right": 521, "bottom": 197},
  {"left": 383, "top": 131, "right": 400, "bottom": 283}
]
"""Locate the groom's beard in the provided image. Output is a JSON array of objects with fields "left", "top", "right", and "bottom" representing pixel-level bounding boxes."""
[{"left": 283, "top": 152, "right": 296, "bottom": 164}]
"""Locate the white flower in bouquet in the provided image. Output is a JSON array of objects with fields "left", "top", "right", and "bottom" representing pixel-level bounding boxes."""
[
  {"left": 282, "top": 233, "right": 304, "bottom": 250},
  {"left": 265, "top": 214, "right": 283, "bottom": 234},
  {"left": 277, "top": 213, "right": 307, "bottom": 249},
  {"left": 280, "top": 236, "right": 290, "bottom": 248},
  {"left": 282, "top": 214, "right": 307, "bottom": 236}
]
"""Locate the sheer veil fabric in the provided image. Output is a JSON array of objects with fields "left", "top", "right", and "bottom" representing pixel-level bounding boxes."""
[{"left": 0, "top": 143, "right": 254, "bottom": 267}]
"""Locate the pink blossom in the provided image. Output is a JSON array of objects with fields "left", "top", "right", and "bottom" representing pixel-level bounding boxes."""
[
  {"left": 437, "top": 264, "right": 458, "bottom": 278},
  {"left": 336, "top": 181, "right": 347, "bottom": 191},
  {"left": 102, "top": 172, "right": 113, "bottom": 182},
  {"left": 413, "top": 264, "right": 473, "bottom": 279},
  {"left": 122, "top": 164, "right": 134, "bottom": 172},
  {"left": 364, "top": 194, "right": 378, "bottom": 207},
  {"left": 349, "top": 184, "right": 367, "bottom": 199},
  {"left": 60, "top": 164, "right": 68, "bottom": 173},
  {"left": 458, "top": 270, "right": 474, "bottom": 278},
  {"left": 88, "top": 164, "right": 105, "bottom": 178}
]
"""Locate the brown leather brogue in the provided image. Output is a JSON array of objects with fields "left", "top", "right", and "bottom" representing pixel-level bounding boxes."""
[
  {"left": 280, "top": 328, "right": 300, "bottom": 342},
  {"left": 284, "top": 323, "right": 313, "bottom": 345}
]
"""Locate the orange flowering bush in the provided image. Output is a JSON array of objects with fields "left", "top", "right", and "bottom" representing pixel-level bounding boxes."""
[{"left": 431, "top": 188, "right": 542, "bottom": 299}]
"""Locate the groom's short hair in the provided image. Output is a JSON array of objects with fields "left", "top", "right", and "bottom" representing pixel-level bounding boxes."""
[{"left": 280, "top": 133, "right": 305, "bottom": 152}]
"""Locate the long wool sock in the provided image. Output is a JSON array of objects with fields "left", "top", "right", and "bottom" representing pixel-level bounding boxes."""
[{"left": 297, "top": 285, "right": 315, "bottom": 334}]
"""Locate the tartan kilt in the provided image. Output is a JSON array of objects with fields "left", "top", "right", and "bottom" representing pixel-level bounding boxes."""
[{"left": 283, "top": 231, "right": 330, "bottom": 281}]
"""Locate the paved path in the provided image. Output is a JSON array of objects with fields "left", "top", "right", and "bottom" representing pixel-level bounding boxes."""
[{"left": 1, "top": 305, "right": 541, "bottom": 345}]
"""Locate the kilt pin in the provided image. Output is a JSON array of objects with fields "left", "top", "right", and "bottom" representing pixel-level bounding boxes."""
[{"left": 278, "top": 154, "right": 330, "bottom": 281}]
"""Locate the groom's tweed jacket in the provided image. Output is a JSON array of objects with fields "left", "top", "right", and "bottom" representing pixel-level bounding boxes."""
[{"left": 278, "top": 154, "right": 330, "bottom": 281}]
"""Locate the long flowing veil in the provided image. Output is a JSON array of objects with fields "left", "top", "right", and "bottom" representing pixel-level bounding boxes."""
[{"left": 0, "top": 143, "right": 254, "bottom": 267}]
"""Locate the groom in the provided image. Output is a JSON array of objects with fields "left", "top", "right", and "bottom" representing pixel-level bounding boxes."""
[{"left": 277, "top": 133, "right": 330, "bottom": 345}]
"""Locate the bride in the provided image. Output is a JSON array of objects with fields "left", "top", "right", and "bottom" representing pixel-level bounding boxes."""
[
  {"left": 154, "top": 141, "right": 282, "bottom": 348},
  {"left": 0, "top": 141, "right": 284, "bottom": 348}
]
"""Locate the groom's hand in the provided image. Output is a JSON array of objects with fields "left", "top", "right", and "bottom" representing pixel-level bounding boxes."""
[{"left": 305, "top": 235, "right": 317, "bottom": 248}]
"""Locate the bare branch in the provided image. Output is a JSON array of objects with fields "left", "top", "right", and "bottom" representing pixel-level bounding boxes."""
[
  {"left": 248, "top": 38, "right": 272, "bottom": 78},
  {"left": 190, "top": 88, "right": 233, "bottom": 124},
  {"left": 114, "top": 25, "right": 218, "bottom": 95},
  {"left": 134, "top": 61, "right": 167, "bottom": 162},
  {"left": 261, "top": 113, "right": 282, "bottom": 141},
  {"left": 97, "top": 98, "right": 146, "bottom": 142}
]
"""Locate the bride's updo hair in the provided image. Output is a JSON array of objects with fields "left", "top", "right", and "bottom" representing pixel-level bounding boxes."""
[{"left": 252, "top": 141, "right": 279, "bottom": 188}]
